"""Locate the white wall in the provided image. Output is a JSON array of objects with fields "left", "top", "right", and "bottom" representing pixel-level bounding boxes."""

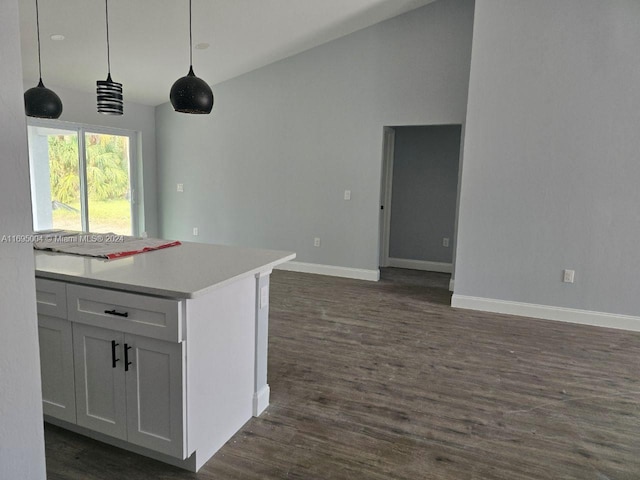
[
  {"left": 0, "top": 1, "right": 47, "bottom": 478},
  {"left": 156, "top": 0, "right": 474, "bottom": 273},
  {"left": 454, "top": 0, "right": 640, "bottom": 320},
  {"left": 23, "top": 84, "right": 159, "bottom": 237}
]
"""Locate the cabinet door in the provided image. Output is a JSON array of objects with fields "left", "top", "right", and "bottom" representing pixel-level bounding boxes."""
[
  {"left": 73, "top": 323, "right": 127, "bottom": 440},
  {"left": 125, "top": 334, "right": 185, "bottom": 459},
  {"left": 38, "top": 315, "right": 76, "bottom": 423}
]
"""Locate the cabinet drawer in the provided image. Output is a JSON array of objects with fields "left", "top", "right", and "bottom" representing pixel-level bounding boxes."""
[
  {"left": 35, "top": 278, "right": 67, "bottom": 318},
  {"left": 67, "top": 284, "right": 182, "bottom": 342}
]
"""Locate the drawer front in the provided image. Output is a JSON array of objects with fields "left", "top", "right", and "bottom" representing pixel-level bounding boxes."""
[
  {"left": 35, "top": 278, "right": 67, "bottom": 318},
  {"left": 67, "top": 284, "right": 182, "bottom": 342}
]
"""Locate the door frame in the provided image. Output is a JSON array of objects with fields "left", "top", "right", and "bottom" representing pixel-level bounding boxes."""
[
  {"left": 379, "top": 126, "right": 395, "bottom": 267},
  {"left": 378, "top": 124, "right": 464, "bottom": 288}
]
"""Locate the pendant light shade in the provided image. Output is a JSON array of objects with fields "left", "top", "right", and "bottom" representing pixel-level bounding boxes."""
[
  {"left": 170, "top": 66, "right": 213, "bottom": 114},
  {"left": 24, "top": 0, "right": 63, "bottom": 119},
  {"left": 25, "top": 79, "right": 63, "bottom": 119},
  {"left": 97, "top": 74, "right": 123, "bottom": 115},
  {"left": 170, "top": 0, "right": 213, "bottom": 114},
  {"left": 97, "top": 0, "right": 123, "bottom": 115}
]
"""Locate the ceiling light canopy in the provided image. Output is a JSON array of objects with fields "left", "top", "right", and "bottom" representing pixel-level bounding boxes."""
[
  {"left": 24, "top": 0, "right": 63, "bottom": 119},
  {"left": 170, "top": 0, "right": 213, "bottom": 114},
  {"left": 97, "top": 0, "right": 123, "bottom": 115}
]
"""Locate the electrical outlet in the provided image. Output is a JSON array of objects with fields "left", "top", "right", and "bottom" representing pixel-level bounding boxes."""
[
  {"left": 177, "top": 183, "right": 184, "bottom": 192},
  {"left": 443, "top": 237, "right": 450, "bottom": 247},
  {"left": 314, "top": 237, "right": 320, "bottom": 247},
  {"left": 563, "top": 269, "right": 575, "bottom": 283},
  {"left": 193, "top": 227, "right": 199, "bottom": 236},
  {"left": 344, "top": 190, "right": 351, "bottom": 200}
]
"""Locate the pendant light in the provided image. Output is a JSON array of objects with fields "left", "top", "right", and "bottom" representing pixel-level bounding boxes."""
[
  {"left": 170, "top": 0, "right": 214, "bottom": 114},
  {"left": 24, "top": 0, "right": 63, "bottom": 119},
  {"left": 96, "top": 0, "right": 123, "bottom": 115}
]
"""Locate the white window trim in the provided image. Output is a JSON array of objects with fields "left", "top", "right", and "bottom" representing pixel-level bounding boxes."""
[{"left": 27, "top": 118, "right": 142, "bottom": 236}]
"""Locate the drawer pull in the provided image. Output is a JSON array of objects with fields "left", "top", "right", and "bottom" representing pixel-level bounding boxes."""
[
  {"left": 104, "top": 309, "right": 129, "bottom": 318},
  {"left": 111, "top": 340, "right": 120, "bottom": 368},
  {"left": 124, "top": 343, "right": 133, "bottom": 372}
]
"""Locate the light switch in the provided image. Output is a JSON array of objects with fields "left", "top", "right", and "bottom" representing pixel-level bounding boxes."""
[{"left": 344, "top": 190, "right": 351, "bottom": 200}]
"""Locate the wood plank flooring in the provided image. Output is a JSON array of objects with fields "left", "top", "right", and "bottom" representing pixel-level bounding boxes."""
[{"left": 44, "top": 268, "right": 640, "bottom": 479}]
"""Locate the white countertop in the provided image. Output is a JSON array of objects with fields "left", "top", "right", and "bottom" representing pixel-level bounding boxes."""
[{"left": 34, "top": 241, "right": 295, "bottom": 298}]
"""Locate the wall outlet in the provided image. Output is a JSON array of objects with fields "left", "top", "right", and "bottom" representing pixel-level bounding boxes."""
[
  {"left": 563, "top": 269, "right": 575, "bottom": 283},
  {"left": 193, "top": 227, "right": 199, "bottom": 236},
  {"left": 314, "top": 237, "right": 321, "bottom": 247},
  {"left": 344, "top": 190, "right": 351, "bottom": 200},
  {"left": 177, "top": 183, "right": 184, "bottom": 193},
  {"left": 443, "top": 237, "right": 450, "bottom": 247}
]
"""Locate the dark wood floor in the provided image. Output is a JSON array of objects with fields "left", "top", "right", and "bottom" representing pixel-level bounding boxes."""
[{"left": 45, "top": 268, "right": 640, "bottom": 479}]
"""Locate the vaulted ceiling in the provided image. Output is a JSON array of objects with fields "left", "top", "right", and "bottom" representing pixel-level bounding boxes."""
[{"left": 19, "top": 0, "right": 436, "bottom": 106}]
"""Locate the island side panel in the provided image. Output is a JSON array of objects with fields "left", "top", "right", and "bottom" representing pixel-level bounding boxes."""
[
  {"left": 185, "top": 275, "right": 255, "bottom": 470},
  {"left": 253, "top": 271, "right": 272, "bottom": 415}
]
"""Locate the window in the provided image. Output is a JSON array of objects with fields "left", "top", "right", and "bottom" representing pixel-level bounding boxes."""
[{"left": 28, "top": 121, "right": 139, "bottom": 236}]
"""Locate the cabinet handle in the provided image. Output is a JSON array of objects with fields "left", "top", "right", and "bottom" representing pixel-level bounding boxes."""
[
  {"left": 111, "top": 340, "right": 120, "bottom": 368},
  {"left": 104, "top": 309, "right": 129, "bottom": 318},
  {"left": 124, "top": 343, "right": 133, "bottom": 372}
]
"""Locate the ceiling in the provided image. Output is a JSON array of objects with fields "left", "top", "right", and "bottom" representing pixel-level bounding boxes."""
[{"left": 18, "top": 0, "right": 435, "bottom": 107}]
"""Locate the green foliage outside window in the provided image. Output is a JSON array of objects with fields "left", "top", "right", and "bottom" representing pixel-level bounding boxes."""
[{"left": 48, "top": 134, "right": 130, "bottom": 204}]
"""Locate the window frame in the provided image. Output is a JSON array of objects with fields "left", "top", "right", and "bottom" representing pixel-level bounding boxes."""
[{"left": 27, "top": 118, "right": 141, "bottom": 236}]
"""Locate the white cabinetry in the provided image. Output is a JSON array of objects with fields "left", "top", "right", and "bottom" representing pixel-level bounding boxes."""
[
  {"left": 72, "top": 324, "right": 126, "bottom": 439},
  {"left": 34, "top": 251, "right": 281, "bottom": 472},
  {"left": 72, "top": 324, "right": 185, "bottom": 457},
  {"left": 36, "top": 279, "right": 76, "bottom": 424},
  {"left": 125, "top": 334, "right": 184, "bottom": 457},
  {"left": 68, "top": 285, "right": 185, "bottom": 459},
  {"left": 36, "top": 279, "right": 186, "bottom": 460}
]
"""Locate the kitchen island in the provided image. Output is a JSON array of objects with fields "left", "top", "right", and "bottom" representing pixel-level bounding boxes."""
[{"left": 34, "top": 241, "right": 295, "bottom": 472}]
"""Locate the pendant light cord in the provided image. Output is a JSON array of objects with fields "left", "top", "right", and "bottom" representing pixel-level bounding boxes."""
[
  {"left": 105, "top": 0, "right": 111, "bottom": 75},
  {"left": 189, "top": 0, "right": 193, "bottom": 67},
  {"left": 35, "top": 0, "right": 43, "bottom": 80}
]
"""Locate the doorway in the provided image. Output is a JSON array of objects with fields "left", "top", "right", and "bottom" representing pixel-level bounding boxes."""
[{"left": 379, "top": 125, "right": 462, "bottom": 277}]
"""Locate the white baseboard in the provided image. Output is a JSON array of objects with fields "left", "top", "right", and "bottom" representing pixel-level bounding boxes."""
[
  {"left": 451, "top": 294, "right": 640, "bottom": 332},
  {"left": 253, "top": 385, "right": 270, "bottom": 417},
  {"left": 449, "top": 279, "right": 455, "bottom": 292},
  {"left": 387, "top": 258, "right": 453, "bottom": 273},
  {"left": 275, "top": 261, "right": 380, "bottom": 281}
]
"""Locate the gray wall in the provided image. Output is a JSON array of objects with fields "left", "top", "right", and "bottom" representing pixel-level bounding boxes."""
[
  {"left": 156, "top": 0, "right": 474, "bottom": 271},
  {"left": 0, "top": 0, "right": 46, "bottom": 478},
  {"left": 389, "top": 125, "right": 461, "bottom": 263},
  {"left": 24, "top": 84, "right": 159, "bottom": 237},
  {"left": 454, "top": 0, "right": 640, "bottom": 316}
]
